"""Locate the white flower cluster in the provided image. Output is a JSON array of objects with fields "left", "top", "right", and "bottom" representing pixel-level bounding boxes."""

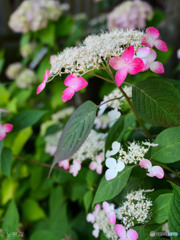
[
  {"left": 71, "top": 130, "right": 106, "bottom": 163},
  {"left": 20, "top": 42, "right": 37, "bottom": 58},
  {"left": 98, "top": 86, "right": 132, "bottom": 116},
  {"left": 45, "top": 131, "right": 62, "bottom": 156},
  {"left": 106, "top": 141, "right": 154, "bottom": 165},
  {"left": 108, "top": 0, "right": 153, "bottom": 30},
  {"left": 8, "top": 0, "right": 68, "bottom": 33},
  {"left": 52, "top": 107, "right": 74, "bottom": 121},
  {"left": 87, "top": 204, "right": 118, "bottom": 239},
  {"left": 50, "top": 29, "right": 144, "bottom": 76},
  {"left": 5, "top": 63, "right": 23, "bottom": 80},
  {"left": 115, "top": 189, "right": 153, "bottom": 229}
]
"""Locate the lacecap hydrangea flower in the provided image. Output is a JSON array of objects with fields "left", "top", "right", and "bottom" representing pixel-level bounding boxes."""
[
  {"left": 108, "top": 0, "right": 153, "bottom": 30},
  {"left": 6, "top": 62, "right": 23, "bottom": 80},
  {"left": 20, "top": 42, "right": 37, "bottom": 58},
  {"left": 16, "top": 68, "right": 37, "bottom": 89},
  {"left": 8, "top": 0, "right": 68, "bottom": 33}
]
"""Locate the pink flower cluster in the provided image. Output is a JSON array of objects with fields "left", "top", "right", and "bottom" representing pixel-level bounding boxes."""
[
  {"left": 109, "top": 27, "right": 167, "bottom": 87},
  {"left": 87, "top": 202, "right": 138, "bottom": 240},
  {"left": 58, "top": 159, "right": 81, "bottom": 177},
  {"left": 37, "top": 27, "right": 167, "bottom": 103},
  {"left": 0, "top": 123, "right": 13, "bottom": 141}
]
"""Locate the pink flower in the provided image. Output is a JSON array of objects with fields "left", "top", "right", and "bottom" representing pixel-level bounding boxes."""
[
  {"left": 103, "top": 201, "right": 116, "bottom": 224},
  {"left": 0, "top": 123, "right": 13, "bottom": 140},
  {"left": 136, "top": 47, "right": 164, "bottom": 74},
  {"left": 89, "top": 154, "right": 104, "bottom": 174},
  {"left": 86, "top": 203, "right": 100, "bottom": 224},
  {"left": 92, "top": 223, "right": 100, "bottom": 238},
  {"left": 115, "top": 224, "right": 138, "bottom": 240},
  {"left": 141, "top": 27, "right": 168, "bottom": 52},
  {"left": 58, "top": 159, "right": 69, "bottom": 170},
  {"left": 36, "top": 70, "right": 50, "bottom": 94},
  {"left": 109, "top": 46, "right": 144, "bottom": 86},
  {"left": 139, "top": 159, "right": 164, "bottom": 179},
  {"left": 177, "top": 49, "right": 180, "bottom": 59},
  {"left": 62, "top": 74, "right": 88, "bottom": 102},
  {"left": 69, "top": 159, "right": 81, "bottom": 176}
]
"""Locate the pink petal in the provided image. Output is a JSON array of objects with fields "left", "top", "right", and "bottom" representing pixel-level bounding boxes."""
[
  {"left": 139, "top": 159, "right": 152, "bottom": 169},
  {"left": 62, "top": 87, "right": 75, "bottom": 102},
  {"left": 103, "top": 202, "right": 110, "bottom": 213},
  {"left": 108, "top": 212, "right": 116, "bottom": 224},
  {"left": 146, "top": 27, "right": 159, "bottom": 40},
  {"left": 142, "top": 59, "right": 150, "bottom": 71},
  {"left": 86, "top": 213, "right": 95, "bottom": 223},
  {"left": 109, "top": 57, "right": 124, "bottom": 70},
  {"left": 0, "top": 132, "right": 6, "bottom": 140},
  {"left": 96, "top": 165, "right": 102, "bottom": 174},
  {"left": 115, "top": 224, "right": 126, "bottom": 238},
  {"left": 36, "top": 82, "right": 46, "bottom": 94},
  {"left": 115, "top": 68, "right": 128, "bottom": 86},
  {"left": 150, "top": 61, "right": 164, "bottom": 74},
  {"left": 151, "top": 166, "right": 164, "bottom": 179},
  {"left": 128, "top": 58, "right": 144, "bottom": 74},
  {"left": 122, "top": 46, "right": 135, "bottom": 63},
  {"left": 89, "top": 161, "right": 97, "bottom": 171},
  {"left": 154, "top": 39, "right": 168, "bottom": 52},
  {"left": 43, "top": 70, "right": 50, "bottom": 83},
  {"left": 136, "top": 47, "right": 150, "bottom": 58},
  {"left": 4, "top": 124, "right": 13, "bottom": 133},
  {"left": 141, "top": 35, "right": 154, "bottom": 48},
  {"left": 58, "top": 159, "right": 69, "bottom": 170},
  {"left": 94, "top": 204, "right": 100, "bottom": 212},
  {"left": 92, "top": 229, "right": 99, "bottom": 238},
  {"left": 127, "top": 229, "right": 138, "bottom": 240},
  {"left": 64, "top": 74, "right": 88, "bottom": 91},
  {"left": 147, "top": 49, "right": 157, "bottom": 63}
]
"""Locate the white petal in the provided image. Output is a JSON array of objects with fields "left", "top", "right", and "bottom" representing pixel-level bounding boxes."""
[
  {"left": 105, "top": 158, "right": 117, "bottom": 168},
  {"left": 111, "top": 141, "right": 121, "bottom": 155},
  {"left": 116, "top": 160, "right": 125, "bottom": 172},
  {"left": 105, "top": 169, "right": 118, "bottom": 180}
]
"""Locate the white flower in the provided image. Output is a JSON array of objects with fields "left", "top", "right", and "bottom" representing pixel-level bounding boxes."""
[
  {"left": 108, "top": 109, "right": 121, "bottom": 126},
  {"left": 105, "top": 157, "right": 125, "bottom": 181},
  {"left": 69, "top": 159, "right": 81, "bottom": 177},
  {"left": 106, "top": 141, "right": 121, "bottom": 158}
]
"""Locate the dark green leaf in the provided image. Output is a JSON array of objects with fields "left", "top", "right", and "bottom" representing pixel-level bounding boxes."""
[
  {"left": 105, "top": 117, "right": 124, "bottom": 152},
  {"left": 55, "top": 16, "right": 74, "bottom": 37},
  {"left": 134, "top": 224, "right": 162, "bottom": 240},
  {"left": 12, "top": 110, "right": 47, "bottom": 130},
  {"left": 93, "top": 166, "right": 133, "bottom": 206},
  {"left": 36, "top": 24, "right": 55, "bottom": 46},
  {"left": 83, "top": 191, "right": 93, "bottom": 213},
  {"left": 0, "top": 148, "right": 13, "bottom": 178},
  {"left": 30, "top": 230, "right": 58, "bottom": 240},
  {"left": 168, "top": 183, "right": 180, "bottom": 239},
  {"left": 151, "top": 193, "right": 173, "bottom": 223},
  {"left": 2, "top": 200, "right": 19, "bottom": 233},
  {"left": 151, "top": 127, "right": 180, "bottom": 163},
  {"left": 132, "top": 78, "right": 180, "bottom": 127},
  {"left": 51, "top": 101, "right": 97, "bottom": 170}
]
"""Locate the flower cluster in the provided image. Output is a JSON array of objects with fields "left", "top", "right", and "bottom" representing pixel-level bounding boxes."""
[
  {"left": 50, "top": 29, "right": 144, "bottom": 77},
  {"left": 6, "top": 63, "right": 37, "bottom": 89},
  {"left": 108, "top": 0, "right": 153, "bottom": 30},
  {"left": 20, "top": 42, "right": 37, "bottom": 58},
  {"left": 115, "top": 189, "right": 153, "bottom": 229},
  {"left": 98, "top": 86, "right": 132, "bottom": 116},
  {"left": 105, "top": 141, "right": 161, "bottom": 180},
  {"left": 8, "top": 0, "right": 68, "bottom": 33},
  {"left": 64, "top": 130, "right": 106, "bottom": 176},
  {"left": 87, "top": 204, "right": 118, "bottom": 239}
]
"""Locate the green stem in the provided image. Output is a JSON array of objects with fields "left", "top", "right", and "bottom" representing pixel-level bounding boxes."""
[{"left": 119, "top": 86, "right": 151, "bottom": 139}]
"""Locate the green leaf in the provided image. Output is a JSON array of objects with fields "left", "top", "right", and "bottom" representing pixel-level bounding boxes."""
[
  {"left": 168, "top": 183, "right": 180, "bottom": 239},
  {"left": 83, "top": 191, "right": 93, "bottom": 213},
  {"left": 36, "top": 24, "right": 55, "bottom": 46},
  {"left": 30, "top": 230, "right": 58, "bottom": 240},
  {"left": 132, "top": 78, "right": 180, "bottom": 127},
  {"left": 147, "top": 10, "right": 165, "bottom": 27},
  {"left": 2, "top": 200, "right": 19, "bottom": 233},
  {"left": 51, "top": 101, "right": 97, "bottom": 170},
  {"left": 55, "top": 16, "right": 74, "bottom": 37},
  {"left": 151, "top": 193, "right": 173, "bottom": 223},
  {"left": 0, "top": 140, "right": 3, "bottom": 160},
  {"left": 134, "top": 224, "right": 162, "bottom": 240},
  {"left": 105, "top": 117, "right": 124, "bottom": 152},
  {"left": 20, "top": 32, "right": 31, "bottom": 48},
  {"left": 0, "top": 148, "right": 13, "bottom": 178},
  {"left": 151, "top": 127, "right": 180, "bottom": 163},
  {"left": 12, "top": 110, "right": 47, "bottom": 130},
  {"left": 22, "top": 198, "right": 46, "bottom": 221},
  {"left": 93, "top": 166, "right": 133, "bottom": 206}
]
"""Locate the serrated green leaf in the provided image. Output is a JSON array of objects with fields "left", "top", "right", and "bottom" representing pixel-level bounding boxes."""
[
  {"left": 151, "top": 193, "right": 173, "bottom": 223},
  {"left": 92, "top": 166, "right": 133, "bottom": 206},
  {"left": 0, "top": 148, "right": 13, "bottom": 178},
  {"left": 12, "top": 110, "right": 47, "bottom": 130},
  {"left": 105, "top": 116, "right": 124, "bottom": 152},
  {"left": 2, "top": 200, "right": 19, "bottom": 233},
  {"left": 132, "top": 78, "right": 180, "bottom": 127},
  {"left": 168, "top": 183, "right": 180, "bottom": 240},
  {"left": 151, "top": 127, "right": 180, "bottom": 163},
  {"left": 51, "top": 101, "right": 97, "bottom": 171}
]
